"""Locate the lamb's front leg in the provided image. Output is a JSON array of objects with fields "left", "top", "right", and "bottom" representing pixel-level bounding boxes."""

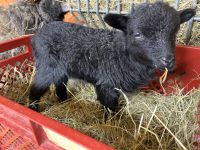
[
  {"left": 55, "top": 75, "right": 68, "bottom": 102},
  {"left": 95, "top": 84, "right": 120, "bottom": 112}
]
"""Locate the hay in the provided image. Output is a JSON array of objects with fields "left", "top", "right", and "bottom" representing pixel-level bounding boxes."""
[
  {"left": 0, "top": 0, "right": 200, "bottom": 149},
  {"left": 0, "top": 2, "right": 40, "bottom": 40}
]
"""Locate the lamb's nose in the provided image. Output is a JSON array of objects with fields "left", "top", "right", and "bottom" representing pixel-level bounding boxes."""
[{"left": 160, "top": 56, "right": 175, "bottom": 66}]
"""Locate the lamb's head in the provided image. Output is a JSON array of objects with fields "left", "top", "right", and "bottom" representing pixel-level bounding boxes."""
[{"left": 104, "top": 2, "right": 195, "bottom": 72}]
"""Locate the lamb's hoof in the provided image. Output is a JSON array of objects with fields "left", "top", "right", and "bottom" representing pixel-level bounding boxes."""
[{"left": 103, "top": 107, "right": 116, "bottom": 121}]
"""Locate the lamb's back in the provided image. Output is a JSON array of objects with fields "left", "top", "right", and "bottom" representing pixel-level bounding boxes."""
[
  {"left": 33, "top": 22, "right": 117, "bottom": 58},
  {"left": 31, "top": 21, "right": 118, "bottom": 82}
]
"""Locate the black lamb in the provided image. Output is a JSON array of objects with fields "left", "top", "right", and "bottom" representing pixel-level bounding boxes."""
[{"left": 29, "top": 2, "right": 196, "bottom": 112}]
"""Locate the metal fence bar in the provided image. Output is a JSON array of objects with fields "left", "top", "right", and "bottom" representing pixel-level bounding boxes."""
[
  {"left": 186, "top": 18, "right": 195, "bottom": 44},
  {"left": 95, "top": 0, "right": 99, "bottom": 14},
  {"left": 185, "top": 0, "right": 198, "bottom": 44},
  {"left": 174, "top": 0, "right": 180, "bottom": 9},
  {"left": 117, "top": 0, "right": 121, "bottom": 14},
  {"left": 76, "top": 0, "right": 89, "bottom": 26},
  {"left": 105, "top": 0, "right": 109, "bottom": 14},
  {"left": 67, "top": 0, "right": 82, "bottom": 24},
  {"left": 96, "top": 0, "right": 106, "bottom": 28},
  {"left": 86, "top": 0, "right": 97, "bottom": 27},
  {"left": 86, "top": 0, "right": 89, "bottom": 14}
]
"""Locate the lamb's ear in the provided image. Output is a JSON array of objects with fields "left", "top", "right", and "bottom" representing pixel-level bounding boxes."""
[
  {"left": 104, "top": 14, "right": 128, "bottom": 32},
  {"left": 178, "top": 8, "right": 196, "bottom": 24}
]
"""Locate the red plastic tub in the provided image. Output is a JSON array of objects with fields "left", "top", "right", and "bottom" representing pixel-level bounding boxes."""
[{"left": 1, "top": 35, "right": 200, "bottom": 149}]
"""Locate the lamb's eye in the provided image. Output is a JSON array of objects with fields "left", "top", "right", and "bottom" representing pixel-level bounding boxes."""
[{"left": 134, "top": 33, "right": 143, "bottom": 39}]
